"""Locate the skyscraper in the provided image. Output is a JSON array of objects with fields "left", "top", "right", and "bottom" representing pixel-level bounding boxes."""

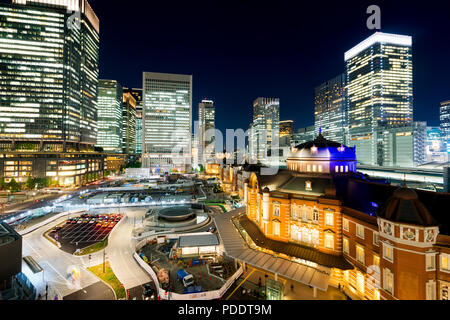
[
  {"left": 279, "top": 120, "right": 294, "bottom": 147},
  {"left": 345, "top": 32, "right": 413, "bottom": 165},
  {"left": 314, "top": 74, "right": 346, "bottom": 144},
  {"left": 142, "top": 72, "right": 192, "bottom": 172},
  {"left": 123, "top": 88, "right": 143, "bottom": 155},
  {"left": 197, "top": 99, "right": 215, "bottom": 165},
  {"left": 251, "top": 98, "right": 280, "bottom": 165},
  {"left": 122, "top": 92, "right": 137, "bottom": 155},
  {"left": 96, "top": 80, "right": 123, "bottom": 153},
  {"left": 0, "top": 0, "right": 100, "bottom": 151},
  {"left": 0, "top": 0, "right": 104, "bottom": 186},
  {"left": 440, "top": 100, "right": 450, "bottom": 154}
]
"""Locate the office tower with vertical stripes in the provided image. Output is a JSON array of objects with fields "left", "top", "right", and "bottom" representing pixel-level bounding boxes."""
[
  {"left": 96, "top": 80, "right": 123, "bottom": 153},
  {"left": 345, "top": 32, "right": 413, "bottom": 165},
  {"left": 142, "top": 72, "right": 192, "bottom": 172}
]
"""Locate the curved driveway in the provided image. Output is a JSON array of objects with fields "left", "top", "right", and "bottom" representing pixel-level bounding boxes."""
[{"left": 106, "top": 207, "right": 152, "bottom": 290}]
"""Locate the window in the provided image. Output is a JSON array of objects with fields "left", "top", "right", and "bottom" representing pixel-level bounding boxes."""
[
  {"left": 441, "top": 254, "right": 450, "bottom": 272},
  {"left": 312, "top": 209, "right": 319, "bottom": 223},
  {"left": 373, "top": 232, "right": 379, "bottom": 246},
  {"left": 273, "top": 205, "right": 280, "bottom": 217},
  {"left": 383, "top": 268, "right": 394, "bottom": 295},
  {"left": 325, "top": 212, "right": 334, "bottom": 226},
  {"left": 302, "top": 207, "right": 308, "bottom": 222},
  {"left": 374, "top": 289, "right": 380, "bottom": 300},
  {"left": 373, "top": 254, "right": 380, "bottom": 268},
  {"left": 426, "top": 253, "right": 436, "bottom": 271},
  {"left": 291, "top": 206, "right": 298, "bottom": 220},
  {"left": 312, "top": 165, "right": 317, "bottom": 172},
  {"left": 343, "top": 237, "right": 349, "bottom": 254},
  {"left": 343, "top": 218, "right": 349, "bottom": 232},
  {"left": 325, "top": 233, "right": 334, "bottom": 249},
  {"left": 383, "top": 243, "right": 394, "bottom": 262},
  {"left": 357, "top": 271, "right": 365, "bottom": 294},
  {"left": 344, "top": 270, "right": 349, "bottom": 283},
  {"left": 356, "top": 224, "right": 364, "bottom": 239},
  {"left": 318, "top": 165, "right": 323, "bottom": 172},
  {"left": 441, "top": 282, "right": 449, "bottom": 300},
  {"left": 426, "top": 280, "right": 436, "bottom": 300},
  {"left": 273, "top": 221, "right": 280, "bottom": 237},
  {"left": 335, "top": 165, "right": 339, "bottom": 173},
  {"left": 345, "top": 166, "right": 348, "bottom": 172},
  {"left": 356, "top": 245, "right": 365, "bottom": 265}
]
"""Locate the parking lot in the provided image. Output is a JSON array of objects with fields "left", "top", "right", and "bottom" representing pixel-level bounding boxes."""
[{"left": 48, "top": 213, "right": 123, "bottom": 254}]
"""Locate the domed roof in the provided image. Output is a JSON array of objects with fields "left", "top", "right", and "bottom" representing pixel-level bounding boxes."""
[
  {"left": 378, "top": 186, "right": 438, "bottom": 226},
  {"left": 287, "top": 133, "right": 356, "bottom": 161},
  {"left": 393, "top": 187, "right": 418, "bottom": 200}
]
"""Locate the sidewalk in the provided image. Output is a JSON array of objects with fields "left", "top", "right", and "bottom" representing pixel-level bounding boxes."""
[{"left": 235, "top": 267, "right": 347, "bottom": 300}]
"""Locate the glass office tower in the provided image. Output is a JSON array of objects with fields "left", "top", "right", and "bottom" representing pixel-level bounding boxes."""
[
  {"left": 198, "top": 99, "right": 215, "bottom": 165},
  {"left": 122, "top": 92, "right": 137, "bottom": 155},
  {"left": 441, "top": 100, "right": 450, "bottom": 154},
  {"left": 251, "top": 97, "right": 280, "bottom": 165},
  {"left": 345, "top": 32, "right": 413, "bottom": 165},
  {"left": 96, "top": 80, "right": 123, "bottom": 153},
  {"left": 0, "top": 0, "right": 102, "bottom": 186},
  {"left": 0, "top": 0, "right": 99, "bottom": 151},
  {"left": 123, "top": 88, "right": 143, "bottom": 155},
  {"left": 314, "top": 74, "right": 346, "bottom": 144},
  {"left": 142, "top": 72, "right": 192, "bottom": 172}
]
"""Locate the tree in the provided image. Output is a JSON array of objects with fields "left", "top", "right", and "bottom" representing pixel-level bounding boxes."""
[
  {"left": 0, "top": 178, "right": 7, "bottom": 190},
  {"left": 25, "top": 176, "right": 35, "bottom": 190},
  {"left": 8, "top": 178, "right": 21, "bottom": 193}
]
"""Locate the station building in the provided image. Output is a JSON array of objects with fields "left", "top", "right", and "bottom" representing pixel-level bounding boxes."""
[{"left": 242, "top": 133, "right": 450, "bottom": 300}]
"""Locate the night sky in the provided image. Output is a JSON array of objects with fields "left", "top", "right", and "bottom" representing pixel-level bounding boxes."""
[{"left": 89, "top": 0, "right": 450, "bottom": 134}]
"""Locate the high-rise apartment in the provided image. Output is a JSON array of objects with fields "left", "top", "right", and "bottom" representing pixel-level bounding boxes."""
[
  {"left": 197, "top": 99, "right": 215, "bottom": 165},
  {"left": 96, "top": 80, "right": 123, "bottom": 153},
  {"left": 142, "top": 72, "right": 192, "bottom": 172},
  {"left": 314, "top": 74, "right": 346, "bottom": 144},
  {"left": 345, "top": 32, "right": 413, "bottom": 165}
]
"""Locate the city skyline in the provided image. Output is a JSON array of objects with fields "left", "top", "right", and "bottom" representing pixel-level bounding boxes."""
[{"left": 89, "top": 0, "right": 450, "bottom": 134}]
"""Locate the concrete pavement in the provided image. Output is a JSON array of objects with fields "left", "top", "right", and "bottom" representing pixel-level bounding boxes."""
[
  {"left": 21, "top": 213, "right": 102, "bottom": 299},
  {"left": 106, "top": 207, "right": 152, "bottom": 290}
]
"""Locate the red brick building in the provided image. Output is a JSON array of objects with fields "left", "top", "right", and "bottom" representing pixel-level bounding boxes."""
[{"left": 242, "top": 134, "right": 450, "bottom": 300}]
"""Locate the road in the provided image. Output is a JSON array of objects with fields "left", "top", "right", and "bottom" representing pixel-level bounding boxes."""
[
  {"left": 106, "top": 207, "right": 152, "bottom": 290},
  {"left": 63, "top": 281, "right": 115, "bottom": 300}
]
